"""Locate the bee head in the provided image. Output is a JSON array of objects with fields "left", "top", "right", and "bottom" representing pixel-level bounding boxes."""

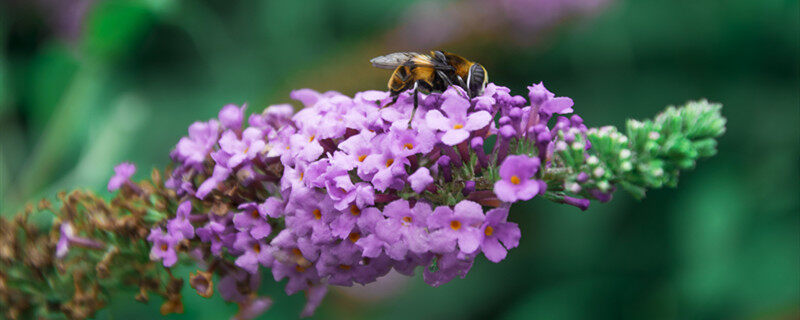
[{"left": 467, "top": 63, "right": 488, "bottom": 97}]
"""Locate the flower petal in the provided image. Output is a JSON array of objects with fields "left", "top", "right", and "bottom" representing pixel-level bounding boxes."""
[
  {"left": 481, "top": 237, "right": 507, "bottom": 263},
  {"left": 464, "top": 111, "right": 492, "bottom": 130},
  {"left": 441, "top": 129, "right": 469, "bottom": 146},
  {"left": 425, "top": 110, "right": 451, "bottom": 131}
]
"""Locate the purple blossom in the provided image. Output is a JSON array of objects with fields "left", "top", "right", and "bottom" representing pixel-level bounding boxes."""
[
  {"left": 196, "top": 164, "right": 232, "bottom": 199},
  {"left": 379, "top": 200, "right": 431, "bottom": 254},
  {"left": 408, "top": 167, "right": 434, "bottom": 193},
  {"left": 494, "top": 155, "right": 542, "bottom": 203},
  {"left": 387, "top": 123, "right": 437, "bottom": 157},
  {"left": 167, "top": 201, "right": 195, "bottom": 240},
  {"left": 219, "top": 128, "right": 266, "bottom": 168},
  {"left": 107, "top": 162, "right": 135, "bottom": 192},
  {"left": 219, "top": 269, "right": 261, "bottom": 303},
  {"left": 425, "top": 89, "right": 492, "bottom": 145},
  {"left": 234, "top": 296, "right": 272, "bottom": 320},
  {"left": 427, "top": 200, "right": 485, "bottom": 254},
  {"left": 56, "top": 222, "right": 105, "bottom": 258},
  {"left": 325, "top": 173, "right": 375, "bottom": 211},
  {"left": 331, "top": 206, "right": 382, "bottom": 241},
  {"left": 480, "top": 207, "right": 521, "bottom": 263},
  {"left": 332, "top": 131, "right": 377, "bottom": 172},
  {"left": 300, "top": 284, "right": 328, "bottom": 318},
  {"left": 285, "top": 190, "right": 337, "bottom": 243},
  {"left": 147, "top": 227, "right": 181, "bottom": 267},
  {"left": 233, "top": 232, "right": 274, "bottom": 274},
  {"left": 196, "top": 220, "right": 235, "bottom": 256},
  {"left": 423, "top": 251, "right": 475, "bottom": 287},
  {"left": 362, "top": 150, "right": 409, "bottom": 192},
  {"left": 173, "top": 120, "right": 220, "bottom": 169},
  {"left": 219, "top": 103, "right": 246, "bottom": 131},
  {"left": 233, "top": 202, "right": 272, "bottom": 240}
]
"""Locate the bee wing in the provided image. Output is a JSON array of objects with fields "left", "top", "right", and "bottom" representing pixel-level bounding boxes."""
[{"left": 370, "top": 52, "right": 421, "bottom": 69}]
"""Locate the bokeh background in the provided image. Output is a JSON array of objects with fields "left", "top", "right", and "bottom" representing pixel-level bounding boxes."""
[{"left": 1, "top": 0, "right": 798, "bottom": 319}]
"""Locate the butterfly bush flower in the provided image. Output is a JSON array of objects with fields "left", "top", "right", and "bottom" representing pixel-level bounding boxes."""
[
  {"left": 494, "top": 155, "right": 544, "bottom": 202},
  {"left": 219, "top": 103, "right": 246, "bottom": 131},
  {"left": 172, "top": 120, "right": 220, "bottom": 169},
  {"left": 56, "top": 222, "right": 105, "bottom": 258},
  {"left": 167, "top": 201, "right": 196, "bottom": 240},
  {"left": 147, "top": 227, "right": 181, "bottom": 267},
  {"left": 480, "top": 207, "right": 521, "bottom": 262},
  {"left": 426, "top": 89, "right": 492, "bottom": 145},
  {"left": 107, "top": 162, "right": 136, "bottom": 192}
]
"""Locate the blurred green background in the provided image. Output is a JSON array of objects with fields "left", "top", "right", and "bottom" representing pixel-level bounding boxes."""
[{"left": 1, "top": 0, "right": 798, "bottom": 319}]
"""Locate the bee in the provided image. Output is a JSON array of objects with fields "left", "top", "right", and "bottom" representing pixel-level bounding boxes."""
[{"left": 370, "top": 51, "right": 488, "bottom": 121}]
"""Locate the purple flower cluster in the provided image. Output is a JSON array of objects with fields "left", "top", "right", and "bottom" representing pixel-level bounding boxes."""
[{"left": 151, "top": 81, "right": 587, "bottom": 317}]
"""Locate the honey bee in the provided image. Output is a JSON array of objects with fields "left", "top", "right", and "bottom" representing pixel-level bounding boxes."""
[{"left": 370, "top": 51, "right": 488, "bottom": 118}]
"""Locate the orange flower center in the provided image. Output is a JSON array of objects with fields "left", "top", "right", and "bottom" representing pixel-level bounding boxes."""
[
  {"left": 338, "top": 264, "right": 351, "bottom": 270},
  {"left": 453, "top": 124, "right": 464, "bottom": 129},
  {"left": 349, "top": 205, "right": 361, "bottom": 216},
  {"left": 308, "top": 135, "right": 315, "bottom": 142},
  {"left": 252, "top": 243, "right": 261, "bottom": 253},
  {"left": 484, "top": 226, "right": 494, "bottom": 236},
  {"left": 299, "top": 172, "right": 304, "bottom": 181},
  {"left": 358, "top": 155, "right": 367, "bottom": 162},
  {"left": 292, "top": 248, "right": 303, "bottom": 256},
  {"left": 450, "top": 220, "right": 461, "bottom": 230},
  {"left": 510, "top": 175, "right": 521, "bottom": 185},
  {"left": 295, "top": 265, "right": 307, "bottom": 273},
  {"left": 404, "top": 143, "right": 414, "bottom": 150},
  {"left": 348, "top": 232, "right": 361, "bottom": 243},
  {"left": 312, "top": 209, "right": 322, "bottom": 220},
  {"left": 161, "top": 244, "right": 168, "bottom": 251},
  {"left": 385, "top": 159, "right": 394, "bottom": 167},
  {"left": 251, "top": 210, "right": 259, "bottom": 219},
  {"left": 402, "top": 216, "right": 413, "bottom": 223}
]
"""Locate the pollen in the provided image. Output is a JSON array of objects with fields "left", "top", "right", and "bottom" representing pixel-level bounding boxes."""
[
  {"left": 251, "top": 210, "right": 259, "bottom": 219},
  {"left": 295, "top": 265, "right": 306, "bottom": 273},
  {"left": 450, "top": 220, "right": 461, "bottom": 230},
  {"left": 349, "top": 205, "right": 361, "bottom": 216},
  {"left": 402, "top": 216, "right": 413, "bottom": 223},
  {"left": 484, "top": 226, "right": 494, "bottom": 236},
  {"left": 453, "top": 124, "right": 464, "bottom": 129},
  {"left": 312, "top": 209, "right": 322, "bottom": 220},
  {"left": 252, "top": 243, "right": 261, "bottom": 253},
  {"left": 510, "top": 175, "right": 521, "bottom": 185},
  {"left": 404, "top": 143, "right": 414, "bottom": 150},
  {"left": 299, "top": 172, "right": 304, "bottom": 181},
  {"left": 292, "top": 248, "right": 303, "bottom": 256},
  {"left": 161, "top": 244, "right": 168, "bottom": 251},
  {"left": 385, "top": 159, "right": 394, "bottom": 167},
  {"left": 308, "top": 135, "right": 315, "bottom": 142},
  {"left": 348, "top": 232, "right": 361, "bottom": 243},
  {"left": 358, "top": 155, "right": 367, "bottom": 162},
  {"left": 338, "top": 264, "right": 351, "bottom": 270}
]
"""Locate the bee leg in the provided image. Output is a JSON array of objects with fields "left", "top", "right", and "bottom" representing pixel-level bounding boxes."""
[
  {"left": 437, "top": 70, "right": 469, "bottom": 99},
  {"left": 407, "top": 82, "right": 421, "bottom": 128},
  {"left": 455, "top": 75, "right": 473, "bottom": 98},
  {"left": 382, "top": 93, "right": 400, "bottom": 109}
]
